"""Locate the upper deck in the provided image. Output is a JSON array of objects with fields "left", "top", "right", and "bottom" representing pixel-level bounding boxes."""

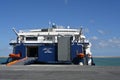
[{"left": 10, "top": 25, "right": 89, "bottom": 44}]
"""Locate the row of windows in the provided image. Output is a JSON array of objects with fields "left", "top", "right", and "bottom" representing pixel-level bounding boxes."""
[
  {"left": 21, "top": 36, "right": 81, "bottom": 41},
  {"left": 26, "top": 37, "right": 38, "bottom": 41},
  {"left": 25, "top": 37, "right": 53, "bottom": 41}
]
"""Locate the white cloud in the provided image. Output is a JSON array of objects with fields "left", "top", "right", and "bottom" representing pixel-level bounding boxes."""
[
  {"left": 98, "top": 30, "right": 105, "bottom": 35},
  {"left": 108, "top": 37, "right": 120, "bottom": 48},
  {"left": 108, "top": 37, "right": 120, "bottom": 44},
  {"left": 91, "top": 36, "right": 98, "bottom": 40},
  {"left": 98, "top": 41, "right": 108, "bottom": 47},
  {"left": 92, "top": 37, "right": 120, "bottom": 48},
  {"left": 83, "top": 28, "right": 89, "bottom": 33},
  {"left": 90, "top": 36, "right": 120, "bottom": 49}
]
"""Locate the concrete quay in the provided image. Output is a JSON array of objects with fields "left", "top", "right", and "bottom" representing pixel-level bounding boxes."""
[{"left": 0, "top": 65, "right": 120, "bottom": 80}]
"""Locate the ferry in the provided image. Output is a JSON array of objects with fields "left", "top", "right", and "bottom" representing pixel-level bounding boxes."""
[{"left": 6, "top": 23, "right": 95, "bottom": 66}]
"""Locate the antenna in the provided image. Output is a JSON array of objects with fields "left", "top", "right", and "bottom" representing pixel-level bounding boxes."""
[
  {"left": 76, "top": 27, "right": 83, "bottom": 42},
  {"left": 52, "top": 23, "right": 57, "bottom": 28},
  {"left": 67, "top": 26, "right": 70, "bottom": 29},
  {"left": 49, "top": 21, "right": 51, "bottom": 28},
  {"left": 12, "top": 27, "right": 18, "bottom": 36},
  {"left": 79, "top": 27, "right": 82, "bottom": 36}
]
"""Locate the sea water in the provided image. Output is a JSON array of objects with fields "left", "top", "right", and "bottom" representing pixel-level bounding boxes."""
[
  {"left": 93, "top": 57, "right": 120, "bottom": 66},
  {"left": 0, "top": 57, "right": 120, "bottom": 66},
  {"left": 0, "top": 57, "right": 8, "bottom": 64}
]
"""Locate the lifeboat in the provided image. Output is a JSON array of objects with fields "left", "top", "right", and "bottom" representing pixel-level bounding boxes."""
[
  {"left": 9, "top": 53, "right": 21, "bottom": 58},
  {"left": 77, "top": 53, "right": 84, "bottom": 58}
]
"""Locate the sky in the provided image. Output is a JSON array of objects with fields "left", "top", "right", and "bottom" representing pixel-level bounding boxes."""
[{"left": 0, "top": 0, "right": 120, "bottom": 56}]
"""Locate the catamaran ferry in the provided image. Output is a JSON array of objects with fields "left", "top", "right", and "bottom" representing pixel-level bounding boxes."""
[{"left": 6, "top": 24, "right": 95, "bottom": 66}]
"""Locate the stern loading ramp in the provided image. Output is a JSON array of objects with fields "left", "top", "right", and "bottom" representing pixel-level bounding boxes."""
[{"left": 6, "top": 57, "right": 36, "bottom": 66}]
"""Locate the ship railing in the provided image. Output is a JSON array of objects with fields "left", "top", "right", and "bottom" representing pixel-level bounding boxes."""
[
  {"left": 18, "top": 29, "right": 37, "bottom": 33},
  {"left": 18, "top": 30, "right": 29, "bottom": 33},
  {"left": 10, "top": 40, "right": 17, "bottom": 43},
  {"left": 24, "top": 40, "right": 57, "bottom": 43}
]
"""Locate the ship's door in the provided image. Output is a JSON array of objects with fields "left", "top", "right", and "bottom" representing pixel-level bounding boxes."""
[
  {"left": 27, "top": 46, "right": 38, "bottom": 57},
  {"left": 57, "top": 36, "right": 71, "bottom": 61}
]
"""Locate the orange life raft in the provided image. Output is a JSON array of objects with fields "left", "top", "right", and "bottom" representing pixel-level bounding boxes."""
[
  {"left": 9, "top": 53, "right": 21, "bottom": 58},
  {"left": 77, "top": 53, "right": 84, "bottom": 58}
]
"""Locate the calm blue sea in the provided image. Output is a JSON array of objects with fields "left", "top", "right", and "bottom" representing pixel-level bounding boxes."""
[
  {"left": 93, "top": 57, "right": 120, "bottom": 66},
  {"left": 0, "top": 57, "right": 120, "bottom": 66}
]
